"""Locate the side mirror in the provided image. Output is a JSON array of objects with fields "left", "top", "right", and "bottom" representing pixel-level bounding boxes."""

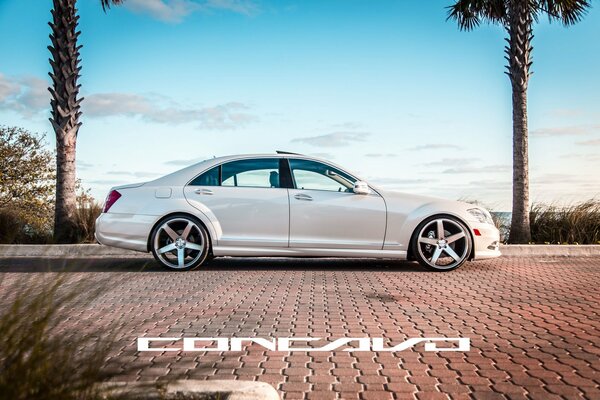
[{"left": 353, "top": 181, "right": 371, "bottom": 195}]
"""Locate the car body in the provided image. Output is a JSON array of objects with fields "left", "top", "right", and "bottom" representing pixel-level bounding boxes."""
[{"left": 95, "top": 153, "right": 501, "bottom": 271}]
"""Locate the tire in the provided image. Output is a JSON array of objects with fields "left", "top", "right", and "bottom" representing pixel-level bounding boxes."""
[
  {"left": 411, "top": 215, "right": 472, "bottom": 272},
  {"left": 150, "top": 214, "right": 211, "bottom": 271}
]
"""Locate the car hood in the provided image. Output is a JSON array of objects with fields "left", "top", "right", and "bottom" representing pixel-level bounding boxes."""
[{"left": 374, "top": 187, "right": 473, "bottom": 216}]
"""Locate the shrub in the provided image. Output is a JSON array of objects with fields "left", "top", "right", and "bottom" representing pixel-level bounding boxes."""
[
  {"left": 0, "top": 127, "right": 104, "bottom": 244},
  {"left": 530, "top": 200, "right": 600, "bottom": 244},
  {"left": 73, "top": 185, "right": 103, "bottom": 243},
  {"left": 0, "top": 209, "right": 53, "bottom": 244},
  {"left": 0, "top": 126, "right": 55, "bottom": 243},
  {"left": 0, "top": 275, "right": 123, "bottom": 400},
  {"left": 459, "top": 198, "right": 600, "bottom": 244}
]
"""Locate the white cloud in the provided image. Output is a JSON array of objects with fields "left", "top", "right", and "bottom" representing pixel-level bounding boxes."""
[
  {"left": 88, "top": 179, "right": 128, "bottom": 186},
  {"left": 531, "top": 124, "right": 600, "bottom": 137},
  {"left": 408, "top": 143, "right": 462, "bottom": 151},
  {"left": 0, "top": 74, "right": 21, "bottom": 101},
  {"left": 84, "top": 93, "right": 255, "bottom": 129},
  {"left": 78, "top": 160, "right": 95, "bottom": 170},
  {"left": 443, "top": 165, "right": 510, "bottom": 174},
  {"left": 370, "top": 177, "right": 437, "bottom": 185},
  {"left": 424, "top": 157, "right": 475, "bottom": 167},
  {"left": 365, "top": 153, "right": 397, "bottom": 158},
  {"left": 0, "top": 74, "right": 48, "bottom": 117},
  {"left": 548, "top": 108, "right": 585, "bottom": 118},
  {"left": 106, "top": 170, "right": 162, "bottom": 178},
  {"left": 331, "top": 121, "right": 362, "bottom": 130},
  {"left": 291, "top": 132, "right": 369, "bottom": 147},
  {"left": 164, "top": 157, "right": 211, "bottom": 166},
  {"left": 308, "top": 152, "right": 335, "bottom": 159},
  {"left": 0, "top": 74, "right": 255, "bottom": 129},
  {"left": 124, "top": 0, "right": 258, "bottom": 23},
  {"left": 576, "top": 138, "right": 600, "bottom": 146}
]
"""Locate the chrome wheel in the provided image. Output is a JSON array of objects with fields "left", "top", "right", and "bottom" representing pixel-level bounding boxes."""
[
  {"left": 152, "top": 217, "right": 208, "bottom": 270},
  {"left": 415, "top": 217, "right": 470, "bottom": 271}
]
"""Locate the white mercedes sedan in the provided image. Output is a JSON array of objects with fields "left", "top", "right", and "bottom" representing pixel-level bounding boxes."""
[{"left": 95, "top": 153, "right": 500, "bottom": 271}]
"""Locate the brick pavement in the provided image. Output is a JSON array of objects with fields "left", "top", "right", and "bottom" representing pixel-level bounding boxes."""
[{"left": 1, "top": 256, "right": 599, "bottom": 399}]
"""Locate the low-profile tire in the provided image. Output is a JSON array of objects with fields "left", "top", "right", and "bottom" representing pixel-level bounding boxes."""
[
  {"left": 150, "top": 214, "right": 210, "bottom": 271},
  {"left": 411, "top": 215, "right": 472, "bottom": 272}
]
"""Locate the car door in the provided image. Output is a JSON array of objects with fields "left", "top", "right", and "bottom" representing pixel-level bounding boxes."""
[
  {"left": 184, "top": 158, "right": 289, "bottom": 247},
  {"left": 287, "top": 158, "right": 386, "bottom": 249}
]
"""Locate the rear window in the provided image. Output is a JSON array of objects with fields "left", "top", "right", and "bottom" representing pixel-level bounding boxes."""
[{"left": 189, "top": 166, "right": 220, "bottom": 186}]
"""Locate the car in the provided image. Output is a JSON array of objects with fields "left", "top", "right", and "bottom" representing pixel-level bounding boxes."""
[{"left": 95, "top": 152, "right": 501, "bottom": 271}]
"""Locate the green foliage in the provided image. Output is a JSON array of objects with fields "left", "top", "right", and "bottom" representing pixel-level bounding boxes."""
[
  {"left": 0, "top": 126, "right": 55, "bottom": 241},
  {"left": 0, "top": 275, "right": 121, "bottom": 400},
  {"left": 0, "top": 126, "right": 103, "bottom": 244},
  {"left": 530, "top": 200, "right": 600, "bottom": 244}
]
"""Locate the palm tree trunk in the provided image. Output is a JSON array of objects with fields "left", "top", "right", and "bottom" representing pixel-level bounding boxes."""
[
  {"left": 506, "top": 0, "right": 532, "bottom": 243},
  {"left": 48, "top": 0, "right": 83, "bottom": 243}
]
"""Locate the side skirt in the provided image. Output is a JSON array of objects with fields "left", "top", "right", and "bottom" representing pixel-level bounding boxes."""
[{"left": 212, "top": 246, "right": 407, "bottom": 259}]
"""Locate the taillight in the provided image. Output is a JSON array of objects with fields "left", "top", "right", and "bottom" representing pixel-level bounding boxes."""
[{"left": 102, "top": 190, "right": 121, "bottom": 213}]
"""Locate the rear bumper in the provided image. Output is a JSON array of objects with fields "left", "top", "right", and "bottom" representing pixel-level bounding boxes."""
[
  {"left": 471, "top": 223, "right": 501, "bottom": 260},
  {"left": 95, "top": 213, "right": 156, "bottom": 253}
]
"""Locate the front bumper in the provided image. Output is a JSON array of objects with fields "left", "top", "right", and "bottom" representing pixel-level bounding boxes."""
[{"left": 471, "top": 223, "right": 501, "bottom": 260}]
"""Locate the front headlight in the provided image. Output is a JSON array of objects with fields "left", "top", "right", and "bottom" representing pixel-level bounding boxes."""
[{"left": 467, "top": 208, "right": 494, "bottom": 225}]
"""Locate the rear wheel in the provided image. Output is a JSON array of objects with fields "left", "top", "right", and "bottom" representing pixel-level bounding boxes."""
[
  {"left": 150, "top": 215, "right": 210, "bottom": 271},
  {"left": 411, "top": 216, "right": 471, "bottom": 271}
]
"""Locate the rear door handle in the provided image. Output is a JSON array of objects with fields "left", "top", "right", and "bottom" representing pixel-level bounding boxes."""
[
  {"left": 294, "top": 193, "right": 313, "bottom": 201},
  {"left": 194, "top": 188, "right": 214, "bottom": 195}
]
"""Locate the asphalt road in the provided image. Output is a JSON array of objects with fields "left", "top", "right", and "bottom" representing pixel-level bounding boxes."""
[{"left": 1, "top": 256, "right": 599, "bottom": 399}]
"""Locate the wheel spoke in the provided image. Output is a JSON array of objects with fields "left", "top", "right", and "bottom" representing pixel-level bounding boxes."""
[
  {"left": 181, "top": 222, "right": 193, "bottom": 240},
  {"left": 444, "top": 246, "right": 461, "bottom": 261},
  {"left": 446, "top": 231, "right": 465, "bottom": 244},
  {"left": 185, "top": 242, "right": 203, "bottom": 251},
  {"left": 177, "top": 248, "right": 185, "bottom": 267},
  {"left": 158, "top": 243, "right": 176, "bottom": 254},
  {"left": 430, "top": 247, "right": 442, "bottom": 265},
  {"left": 163, "top": 224, "right": 179, "bottom": 240},
  {"left": 418, "top": 237, "right": 438, "bottom": 246},
  {"left": 436, "top": 220, "right": 445, "bottom": 239}
]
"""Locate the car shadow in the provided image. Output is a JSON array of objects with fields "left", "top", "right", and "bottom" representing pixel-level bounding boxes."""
[{"left": 0, "top": 256, "right": 429, "bottom": 273}]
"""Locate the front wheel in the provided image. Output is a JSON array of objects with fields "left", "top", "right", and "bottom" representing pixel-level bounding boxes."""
[
  {"left": 150, "top": 215, "right": 210, "bottom": 271},
  {"left": 411, "top": 216, "right": 472, "bottom": 271}
]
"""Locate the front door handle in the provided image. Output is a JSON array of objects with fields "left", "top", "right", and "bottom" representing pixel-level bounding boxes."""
[
  {"left": 294, "top": 193, "right": 313, "bottom": 201},
  {"left": 194, "top": 188, "right": 214, "bottom": 195}
]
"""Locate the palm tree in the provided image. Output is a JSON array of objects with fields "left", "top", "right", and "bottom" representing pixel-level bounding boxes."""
[
  {"left": 49, "top": 0, "right": 122, "bottom": 243},
  {"left": 447, "top": 0, "right": 591, "bottom": 243}
]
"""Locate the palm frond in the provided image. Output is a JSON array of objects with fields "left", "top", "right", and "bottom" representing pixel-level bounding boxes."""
[
  {"left": 537, "top": 0, "right": 591, "bottom": 25},
  {"left": 447, "top": 0, "right": 508, "bottom": 31},
  {"left": 101, "top": 0, "right": 124, "bottom": 12}
]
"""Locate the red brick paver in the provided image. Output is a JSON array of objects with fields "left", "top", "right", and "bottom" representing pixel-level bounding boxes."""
[{"left": 1, "top": 256, "right": 599, "bottom": 399}]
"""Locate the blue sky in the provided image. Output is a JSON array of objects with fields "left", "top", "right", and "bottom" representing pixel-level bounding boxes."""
[{"left": 1, "top": 0, "right": 599, "bottom": 210}]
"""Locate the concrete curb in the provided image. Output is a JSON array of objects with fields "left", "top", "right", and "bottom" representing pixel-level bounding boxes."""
[
  {"left": 0, "top": 244, "right": 599, "bottom": 258},
  {"left": 0, "top": 244, "right": 151, "bottom": 258},
  {"left": 100, "top": 379, "right": 280, "bottom": 400},
  {"left": 499, "top": 244, "right": 600, "bottom": 257}
]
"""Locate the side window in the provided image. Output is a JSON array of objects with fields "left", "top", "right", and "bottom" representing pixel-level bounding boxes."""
[
  {"left": 289, "top": 159, "right": 355, "bottom": 192},
  {"left": 221, "top": 158, "right": 281, "bottom": 188},
  {"left": 189, "top": 166, "right": 220, "bottom": 186}
]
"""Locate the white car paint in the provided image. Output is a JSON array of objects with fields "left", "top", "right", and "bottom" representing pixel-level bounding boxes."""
[
  {"left": 183, "top": 185, "right": 290, "bottom": 248},
  {"left": 288, "top": 188, "right": 386, "bottom": 249},
  {"left": 95, "top": 153, "right": 501, "bottom": 267}
]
